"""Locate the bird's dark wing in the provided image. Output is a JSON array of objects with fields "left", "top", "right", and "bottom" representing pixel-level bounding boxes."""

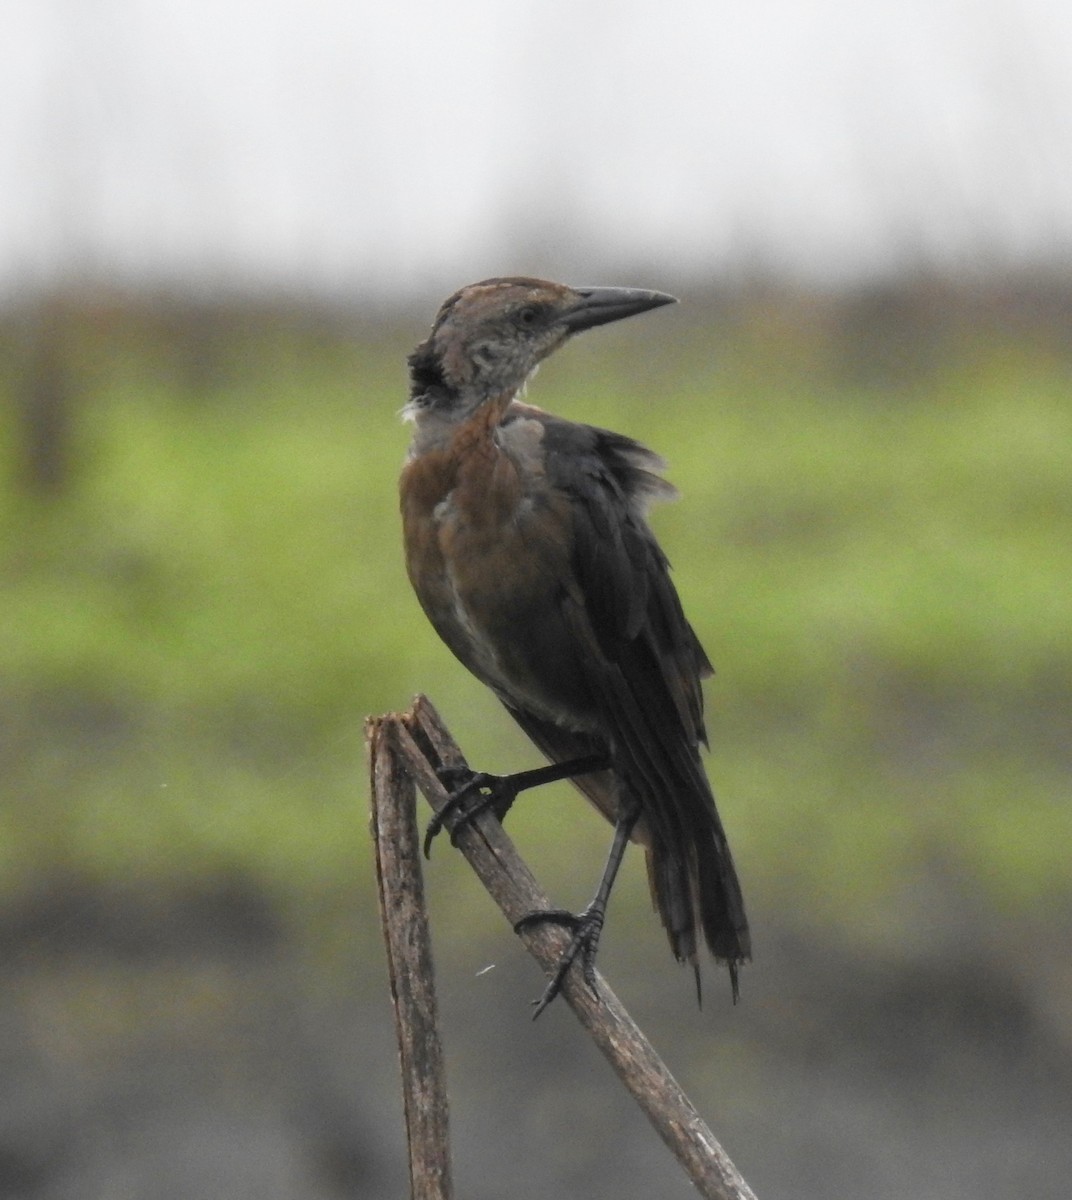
[
  {"left": 515, "top": 411, "right": 748, "bottom": 971},
  {"left": 536, "top": 414, "right": 711, "bottom": 755}
]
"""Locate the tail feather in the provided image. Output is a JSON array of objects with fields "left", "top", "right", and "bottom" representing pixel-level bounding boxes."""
[
  {"left": 646, "top": 821, "right": 750, "bottom": 1002},
  {"left": 644, "top": 841, "right": 697, "bottom": 963}
]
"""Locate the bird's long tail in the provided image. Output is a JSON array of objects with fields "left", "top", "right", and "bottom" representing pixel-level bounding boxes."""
[{"left": 645, "top": 817, "right": 750, "bottom": 1001}]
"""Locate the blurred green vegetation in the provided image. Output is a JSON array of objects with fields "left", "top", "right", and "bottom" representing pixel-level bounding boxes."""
[{"left": 1, "top": 290, "right": 1069, "bottom": 948}]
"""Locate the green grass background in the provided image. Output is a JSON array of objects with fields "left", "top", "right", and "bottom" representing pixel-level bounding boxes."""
[{"left": 2, "top": 294, "right": 1069, "bottom": 956}]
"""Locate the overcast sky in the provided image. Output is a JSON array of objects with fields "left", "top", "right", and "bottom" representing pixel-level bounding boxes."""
[{"left": 4, "top": 0, "right": 1072, "bottom": 302}]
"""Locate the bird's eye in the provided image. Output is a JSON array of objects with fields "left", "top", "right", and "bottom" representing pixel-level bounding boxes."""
[{"left": 517, "top": 305, "right": 540, "bottom": 328}]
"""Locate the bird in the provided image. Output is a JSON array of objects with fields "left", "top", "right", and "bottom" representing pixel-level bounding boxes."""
[{"left": 399, "top": 276, "right": 750, "bottom": 1015}]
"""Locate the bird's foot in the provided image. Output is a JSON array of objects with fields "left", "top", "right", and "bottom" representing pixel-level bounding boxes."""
[
  {"left": 423, "top": 766, "right": 520, "bottom": 858},
  {"left": 514, "top": 904, "right": 606, "bottom": 1019}
]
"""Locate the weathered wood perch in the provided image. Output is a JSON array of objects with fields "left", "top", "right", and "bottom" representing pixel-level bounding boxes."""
[{"left": 367, "top": 694, "right": 758, "bottom": 1200}]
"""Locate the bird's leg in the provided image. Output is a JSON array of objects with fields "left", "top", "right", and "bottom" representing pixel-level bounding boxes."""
[
  {"left": 423, "top": 753, "right": 609, "bottom": 858},
  {"left": 515, "top": 794, "right": 641, "bottom": 1019}
]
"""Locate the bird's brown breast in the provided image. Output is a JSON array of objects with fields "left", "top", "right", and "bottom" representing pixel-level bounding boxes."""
[{"left": 401, "top": 403, "right": 596, "bottom": 728}]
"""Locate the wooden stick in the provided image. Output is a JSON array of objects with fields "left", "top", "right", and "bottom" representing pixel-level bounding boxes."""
[
  {"left": 374, "top": 695, "right": 758, "bottom": 1200},
  {"left": 368, "top": 713, "right": 453, "bottom": 1200}
]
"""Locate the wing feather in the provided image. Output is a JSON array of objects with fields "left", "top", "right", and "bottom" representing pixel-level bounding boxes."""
[{"left": 500, "top": 410, "right": 749, "bottom": 969}]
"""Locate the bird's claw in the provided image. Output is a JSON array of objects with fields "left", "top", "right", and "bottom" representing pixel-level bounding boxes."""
[
  {"left": 423, "top": 767, "right": 517, "bottom": 858},
  {"left": 514, "top": 905, "right": 606, "bottom": 1018}
]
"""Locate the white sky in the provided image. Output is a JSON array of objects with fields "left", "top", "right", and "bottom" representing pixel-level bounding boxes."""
[{"left": 3, "top": 0, "right": 1072, "bottom": 301}]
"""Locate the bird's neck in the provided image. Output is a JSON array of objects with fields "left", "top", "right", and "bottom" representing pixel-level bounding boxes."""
[{"left": 405, "top": 389, "right": 515, "bottom": 458}]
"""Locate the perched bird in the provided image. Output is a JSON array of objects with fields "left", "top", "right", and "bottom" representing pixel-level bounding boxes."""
[{"left": 400, "top": 277, "right": 749, "bottom": 1014}]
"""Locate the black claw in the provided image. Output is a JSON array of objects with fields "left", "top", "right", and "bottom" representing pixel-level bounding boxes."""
[
  {"left": 514, "top": 905, "right": 607, "bottom": 1018},
  {"left": 424, "top": 768, "right": 516, "bottom": 858},
  {"left": 422, "top": 815, "right": 443, "bottom": 858},
  {"left": 513, "top": 908, "right": 581, "bottom": 935},
  {"left": 423, "top": 771, "right": 469, "bottom": 856}
]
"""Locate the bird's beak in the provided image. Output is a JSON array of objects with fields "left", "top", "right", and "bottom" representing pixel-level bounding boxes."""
[{"left": 561, "top": 286, "right": 677, "bottom": 334}]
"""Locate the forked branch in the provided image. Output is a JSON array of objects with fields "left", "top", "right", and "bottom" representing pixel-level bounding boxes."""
[{"left": 368, "top": 695, "right": 758, "bottom": 1200}]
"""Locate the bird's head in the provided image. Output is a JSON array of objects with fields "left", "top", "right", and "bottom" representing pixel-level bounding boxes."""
[{"left": 405, "top": 277, "right": 675, "bottom": 430}]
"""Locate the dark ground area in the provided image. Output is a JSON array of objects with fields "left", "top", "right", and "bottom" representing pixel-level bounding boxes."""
[{"left": 1, "top": 877, "right": 1069, "bottom": 1200}]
